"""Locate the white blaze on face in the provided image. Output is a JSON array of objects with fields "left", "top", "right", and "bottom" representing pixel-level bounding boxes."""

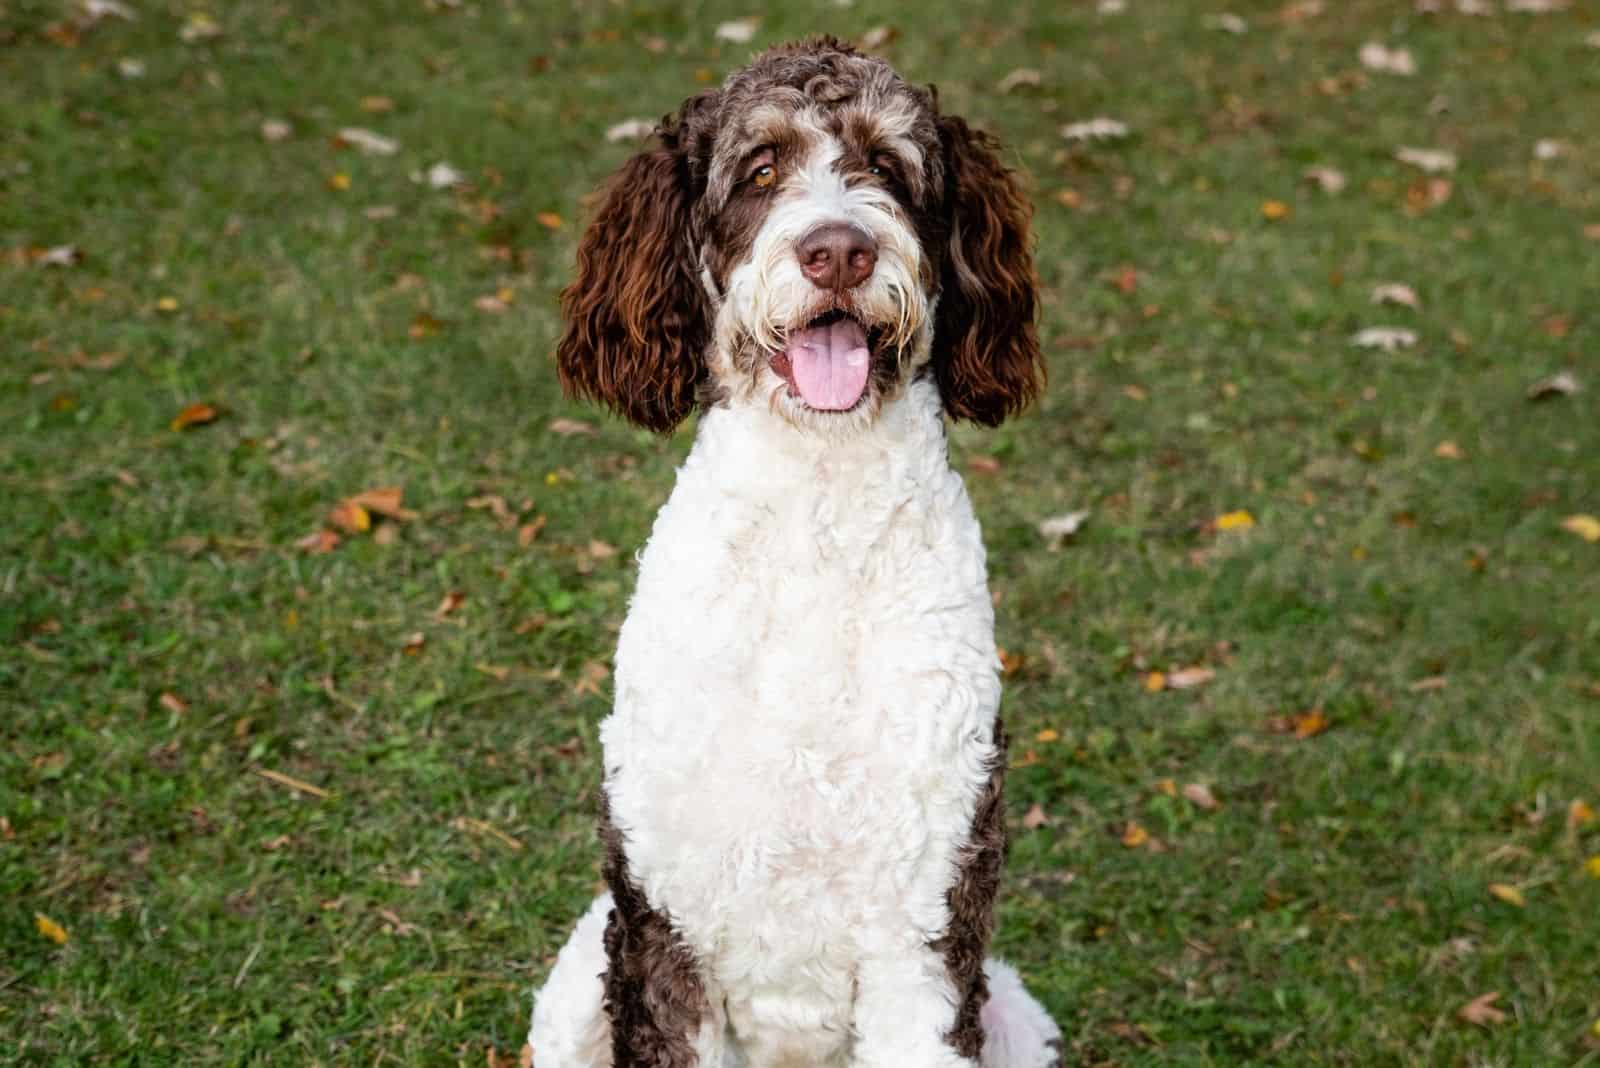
[{"left": 711, "top": 114, "right": 932, "bottom": 417}]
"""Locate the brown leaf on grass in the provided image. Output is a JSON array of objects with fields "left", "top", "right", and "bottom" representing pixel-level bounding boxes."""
[
  {"left": 1166, "top": 666, "right": 1216, "bottom": 690},
  {"left": 1304, "top": 166, "right": 1347, "bottom": 194},
  {"left": 475, "top": 663, "right": 510, "bottom": 682},
  {"left": 1568, "top": 799, "right": 1595, "bottom": 830},
  {"left": 1022, "top": 803, "right": 1050, "bottom": 830},
  {"left": 1035, "top": 728, "right": 1060, "bottom": 743},
  {"left": 360, "top": 95, "right": 395, "bottom": 113},
  {"left": 170, "top": 403, "right": 220, "bottom": 431},
  {"left": 1144, "top": 671, "right": 1167, "bottom": 692},
  {"left": 401, "top": 631, "right": 425, "bottom": 655},
  {"left": 535, "top": 212, "right": 564, "bottom": 230},
  {"left": 1457, "top": 991, "right": 1509, "bottom": 1027},
  {"left": 467, "top": 494, "right": 516, "bottom": 528},
  {"left": 260, "top": 834, "right": 292, "bottom": 852},
  {"left": 328, "top": 500, "right": 371, "bottom": 534},
  {"left": 1183, "top": 783, "right": 1222, "bottom": 810},
  {"left": 1526, "top": 371, "right": 1579, "bottom": 400},
  {"left": 518, "top": 517, "right": 547, "bottom": 547},
  {"left": 433, "top": 591, "right": 465, "bottom": 619},
  {"left": 1268, "top": 710, "right": 1331, "bottom": 737},
  {"left": 966, "top": 455, "right": 1002, "bottom": 475},
  {"left": 295, "top": 529, "right": 341, "bottom": 554},
  {"left": 475, "top": 293, "right": 509, "bottom": 314},
  {"left": 1487, "top": 883, "right": 1525, "bottom": 907},
  {"left": 1540, "top": 315, "right": 1572, "bottom": 339},
  {"left": 1261, "top": 199, "right": 1291, "bottom": 221},
  {"left": 378, "top": 908, "right": 416, "bottom": 936},
  {"left": 1121, "top": 822, "right": 1151, "bottom": 848},
  {"left": 347, "top": 487, "right": 418, "bottom": 521},
  {"left": 334, "top": 127, "right": 399, "bottom": 156},
  {"left": 408, "top": 312, "right": 442, "bottom": 339},
  {"left": 859, "top": 25, "right": 896, "bottom": 49},
  {"left": 1434, "top": 441, "right": 1464, "bottom": 460},
  {"left": 574, "top": 660, "right": 609, "bottom": 697},
  {"left": 158, "top": 692, "right": 188, "bottom": 716},
  {"left": 548, "top": 417, "right": 595, "bottom": 436},
  {"left": 1409, "top": 676, "right": 1448, "bottom": 693},
  {"left": 1113, "top": 265, "right": 1139, "bottom": 294}
]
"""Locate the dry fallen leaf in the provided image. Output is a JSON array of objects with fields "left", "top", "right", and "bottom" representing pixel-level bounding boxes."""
[
  {"left": 1487, "top": 883, "right": 1525, "bottom": 907},
  {"left": 605, "top": 118, "right": 655, "bottom": 143},
  {"left": 402, "top": 631, "right": 426, "bottom": 655},
  {"left": 574, "top": 660, "right": 610, "bottom": 697},
  {"left": 1183, "top": 783, "right": 1221, "bottom": 810},
  {"left": 1526, "top": 371, "right": 1579, "bottom": 400},
  {"left": 1586, "top": 856, "right": 1600, "bottom": 879},
  {"left": 1022, "top": 803, "right": 1050, "bottom": 830},
  {"left": 424, "top": 162, "right": 465, "bottom": 189},
  {"left": 1270, "top": 710, "right": 1331, "bottom": 737},
  {"left": 1215, "top": 510, "right": 1255, "bottom": 531},
  {"left": 1395, "top": 146, "right": 1457, "bottom": 173},
  {"left": 328, "top": 500, "right": 370, "bottom": 534},
  {"left": 518, "top": 517, "right": 547, "bottom": 547},
  {"left": 434, "top": 591, "right": 465, "bottom": 619},
  {"left": 1409, "top": 676, "right": 1449, "bottom": 693},
  {"left": 536, "top": 212, "right": 564, "bottom": 230},
  {"left": 1560, "top": 515, "right": 1600, "bottom": 543},
  {"left": 549, "top": 417, "right": 595, "bottom": 436},
  {"left": 35, "top": 913, "right": 69, "bottom": 945},
  {"left": 858, "top": 26, "right": 896, "bottom": 49},
  {"left": 996, "top": 68, "right": 1042, "bottom": 94},
  {"left": 158, "top": 692, "right": 189, "bottom": 716},
  {"left": 261, "top": 118, "right": 292, "bottom": 142},
  {"left": 1261, "top": 199, "right": 1291, "bottom": 221},
  {"left": 346, "top": 487, "right": 418, "bottom": 521},
  {"left": 1304, "top": 166, "right": 1347, "bottom": 194},
  {"left": 1144, "top": 671, "right": 1167, "bottom": 693},
  {"left": 1568, "top": 799, "right": 1596, "bottom": 830},
  {"left": 714, "top": 16, "right": 759, "bottom": 43},
  {"left": 467, "top": 494, "right": 516, "bottom": 527},
  {"left": 335, "top": 127, "right": 398, "bottom": 156},
  {"left": 327, "top": 172, "right": 351, "bottom": 192},
  {"left": 1061, "top": 117, "right": 1131, "bottom": 142},
  {"left": 1166, "top": 666, "right": 1216, "bottom": 690},
  {"left": 1457, "top": 991, "right": 1509, "bottom": 1027},
  {"left": 1037, "top": 510, "right": 1090, "bottom": 544},
  {"left": 1359, "top": 42, "right": 1417, "bottom": 76},
  {"left": 1204, "top": 13, "right": 1249, "bottom": 33},
  {"left": 967, "top": 456, "right": 1002, "bottom": 475},
  {"left": 1035, "top": 728, "right": 1060, "bottom": 743},
  {"left": 296, "top": 529, "right": 341, "bottom": 554},
  {"left": 1371, "top": 283, "right": 1420, "bottom": 309},
  {"left": 170, "top": 403, "right": 220, "bottom": 431},
  {"left": 1351, "top": 327, "right": 1418, "bottom": 352},
  {"left": 1121, "top": 822, "right": 1150, "bottom": 848},
  {"left": 1434, "top": 441, "right": 1464, "bottom": 460}
]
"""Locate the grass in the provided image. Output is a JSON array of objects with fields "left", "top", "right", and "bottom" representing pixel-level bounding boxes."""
[{"left": 3, "top": 0, "right": 1598, "bottom": 1064}]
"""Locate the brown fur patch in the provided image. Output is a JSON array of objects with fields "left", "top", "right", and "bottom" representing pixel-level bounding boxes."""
[
  {"left": 931, "top": 717, "right": 1009, "bottom": 1060},
  {"left": 599, "top": 794, "right": 709, "bottom": 1067}
]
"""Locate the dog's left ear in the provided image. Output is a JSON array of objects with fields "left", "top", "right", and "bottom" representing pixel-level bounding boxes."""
[
  {"left": 557, "top": 95, "right": 714, "bottom": 433},
  {"left": 931, "top": 115, "right": 1043, "bottom": 426}
]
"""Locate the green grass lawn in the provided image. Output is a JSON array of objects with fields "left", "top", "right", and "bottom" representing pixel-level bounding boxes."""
[{"left": 3, "top": 1, "right": 1598, "bottom": 1064}]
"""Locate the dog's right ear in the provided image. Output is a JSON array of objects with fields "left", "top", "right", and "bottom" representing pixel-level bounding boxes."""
[{"left": 557, "top": 96, "right": 713, "bottom": 433}]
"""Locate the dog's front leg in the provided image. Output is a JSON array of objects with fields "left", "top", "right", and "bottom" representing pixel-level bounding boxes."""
[
  {"left": 850, "top": 950, "right": 981, "bottom": 1068},
  {"left": 599, "top": 800, "right": 720, "bottom": 1068}
]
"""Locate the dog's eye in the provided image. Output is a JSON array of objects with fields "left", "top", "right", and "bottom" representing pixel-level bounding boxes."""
[
  {"left": 752, "top": 164, "right": 777, "bottom": 188},
  {"left": 868, "top": 153, "right": 896, "bottom": 180}
]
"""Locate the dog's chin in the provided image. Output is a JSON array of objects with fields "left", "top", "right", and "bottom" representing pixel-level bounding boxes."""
[{"left": 767, "top": 308, "right": 889, "bottom": 417}]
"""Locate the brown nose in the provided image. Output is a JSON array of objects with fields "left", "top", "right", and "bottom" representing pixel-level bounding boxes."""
[{"left": 796, "top": 222, "right": 877, "bottom": 292}]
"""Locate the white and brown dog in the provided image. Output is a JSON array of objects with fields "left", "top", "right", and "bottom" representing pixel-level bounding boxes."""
[{"left": 530, "top": 37, "right": 1061, "bottom": 1068}]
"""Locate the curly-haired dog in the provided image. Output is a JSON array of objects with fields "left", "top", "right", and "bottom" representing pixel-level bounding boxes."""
[{"left": 529, "top": 37, "right": 1060, "bottom": 1068}]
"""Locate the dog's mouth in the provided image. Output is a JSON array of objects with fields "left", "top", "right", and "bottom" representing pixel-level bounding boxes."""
[{"left": 769, "top": 309, "right": 885, "bottom": 412}]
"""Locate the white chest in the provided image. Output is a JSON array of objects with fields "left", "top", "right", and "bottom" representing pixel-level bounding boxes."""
[{"left": 599, "top": 383, "right": 1002, "bottom": 975}]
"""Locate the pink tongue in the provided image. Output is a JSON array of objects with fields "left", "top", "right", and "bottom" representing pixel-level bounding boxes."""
[{"left": 785, "top": 318, "right": 871, "bottom": 410}]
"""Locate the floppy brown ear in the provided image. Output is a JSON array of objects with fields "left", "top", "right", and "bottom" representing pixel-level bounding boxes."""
[
  {"left": 557, "top": 107, "right": 710, "bottom": 433},
  {"left": 931, "top": 115, "right": 1043, "bottom": 426}
]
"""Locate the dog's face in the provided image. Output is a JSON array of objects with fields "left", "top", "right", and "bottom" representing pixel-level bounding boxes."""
[{"left": 558, "top": 37, "right": 1041, "bottom": 435}]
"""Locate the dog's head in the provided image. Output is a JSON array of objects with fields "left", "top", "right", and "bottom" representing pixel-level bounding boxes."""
[{"left": 557, "top": 37, "right": 1041, "bottom": 434}]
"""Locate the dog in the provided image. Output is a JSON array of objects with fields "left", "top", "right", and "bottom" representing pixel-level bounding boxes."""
[{"left": 528, "top": 37, "right": 1060, "bottom": 1068}]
